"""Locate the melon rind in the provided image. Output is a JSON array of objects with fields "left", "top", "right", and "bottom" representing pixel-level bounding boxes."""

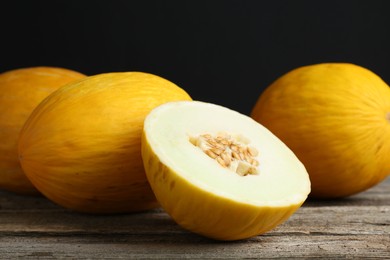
[{"left": 142, "top": 101, "right": 311, "bottom": 240}]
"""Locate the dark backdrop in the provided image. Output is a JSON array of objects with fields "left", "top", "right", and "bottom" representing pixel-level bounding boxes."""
[{"left": 2, "top": 0, "right": 390, "bottom": 114}]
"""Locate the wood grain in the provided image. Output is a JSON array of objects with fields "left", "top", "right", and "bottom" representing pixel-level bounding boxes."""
[{"left": 0, "top": 177, "right": 389, "bottom": 259}]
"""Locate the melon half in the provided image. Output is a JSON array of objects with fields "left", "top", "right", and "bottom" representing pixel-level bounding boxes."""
[{"left": 141, "top": 101, "right": 311, "bottom": 240}]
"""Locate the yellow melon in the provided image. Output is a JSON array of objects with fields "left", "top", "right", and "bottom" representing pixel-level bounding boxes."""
[
  {"left": 0, "top": 66, "right": 86, "bottom": 195},
  {"left": 18, "top": 72, "right": 192, "bottom": 213},
  {"left": 142, "top": 101, "right": 310, "bottom": 240},
  {"left": 251, "top": 63, "right": 390, "bottom": 198}
]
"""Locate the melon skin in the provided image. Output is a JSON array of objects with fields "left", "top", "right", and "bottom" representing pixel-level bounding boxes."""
[
  {"left": 0, "top": 66, "right": 86, "bottom": 195},
  {"left": 251, "top": 63, "right": 390, "bottom": 198},
  {"left": 142, "top": 135, "right": 304, "bottom": 240},
  {"left": 141, "top": 101, "right": 310, "bottom": 241},
  {"left": 18, "top": 72, "right": 192, "bottom": 214}
]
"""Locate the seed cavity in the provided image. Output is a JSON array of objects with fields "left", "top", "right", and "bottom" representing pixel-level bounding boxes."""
[{"left": 190, "top": 132, "right": 259, "bottom": 176}]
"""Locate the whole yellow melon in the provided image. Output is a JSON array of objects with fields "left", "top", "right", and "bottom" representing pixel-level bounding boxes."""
[
  {"left": 251, "top": 63, "right": 390, "bottom": 198},
  {"left": 0, "top": 66, "right": 86, "bottom": 195},
  {"left": 18, "top": 72, "right": 192, "bottom": 213}
]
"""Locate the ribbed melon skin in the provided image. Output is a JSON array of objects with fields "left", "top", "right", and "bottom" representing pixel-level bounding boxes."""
[
  {"left": 142, "top": 130, "right": 305, "bottom": 241},
  {"left": 0, "top": 66, "right": 86, "bottom": 195},
  {"left": 18, "top": 72, "right": 191, "bottom": 213},
  {"left": 251, "top": 63, "right": 390, "bottom": 198}
]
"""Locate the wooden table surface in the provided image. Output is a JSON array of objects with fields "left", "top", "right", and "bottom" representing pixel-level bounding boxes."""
[{"left": 0, "top": 177, "right": 389, "bottom": 259}]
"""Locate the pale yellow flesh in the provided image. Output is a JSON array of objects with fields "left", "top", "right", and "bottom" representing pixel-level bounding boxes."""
[{"left": 142, "top": 101, "right": 311, "bottom": 240}]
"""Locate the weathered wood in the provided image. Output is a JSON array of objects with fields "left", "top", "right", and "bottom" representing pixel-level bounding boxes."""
[{"left": 0, "top": 178, "right": 389, "bottom": 259}]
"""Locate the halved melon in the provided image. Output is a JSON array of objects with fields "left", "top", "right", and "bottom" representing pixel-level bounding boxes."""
[{"left": 142, "top": 101, "right": 311, "bottom": 240}]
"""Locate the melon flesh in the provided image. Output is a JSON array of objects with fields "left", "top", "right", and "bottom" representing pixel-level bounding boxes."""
[{"left": 142, "top": 101, "right": 311, "bottom": 240}]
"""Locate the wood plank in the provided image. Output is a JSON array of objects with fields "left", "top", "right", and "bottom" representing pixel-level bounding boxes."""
[
  {"left": 0, "top": 233, "right": 389, "bottom": 259},
  {"left": 1, "top": 177, "right": 388, "bottom": 210},
  {"left": 0, "top": 177, "right": 389, "bottom": 259},
  {"left": 0, "top": 205, "right": 388, "bottom": 236}
]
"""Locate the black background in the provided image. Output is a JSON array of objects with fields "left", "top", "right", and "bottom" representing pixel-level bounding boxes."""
[{"left": 2, "top": 0, "right": 390, "bottom": 114}]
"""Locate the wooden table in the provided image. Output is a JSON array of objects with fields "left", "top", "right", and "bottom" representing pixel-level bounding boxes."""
[{"left": 1, "top": 177, "right": 389, "bottom": 259}]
